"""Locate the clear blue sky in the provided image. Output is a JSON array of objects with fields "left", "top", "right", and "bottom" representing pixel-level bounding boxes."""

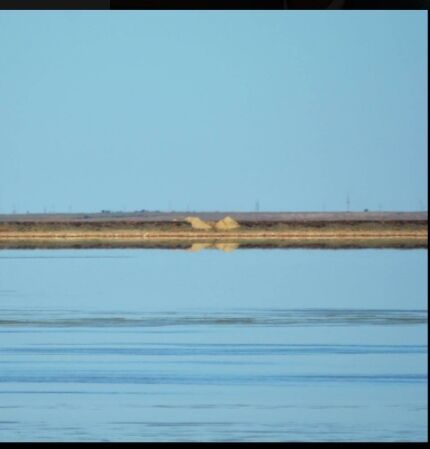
[{"left": 0, "top": 11, "right": 427, "bottom": 213}]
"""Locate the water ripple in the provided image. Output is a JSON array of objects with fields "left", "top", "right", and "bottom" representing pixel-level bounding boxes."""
[{"left": 0, "top": 309, "right": 426, "bottom": 328}]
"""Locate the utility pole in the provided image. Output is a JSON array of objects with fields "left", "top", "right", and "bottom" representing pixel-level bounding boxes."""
[
  {"left": 346, "top": 195, "right": 350, "bottom": 212},
  {"left": 255, "top": 200, "right": 260, "bottom": 212}
]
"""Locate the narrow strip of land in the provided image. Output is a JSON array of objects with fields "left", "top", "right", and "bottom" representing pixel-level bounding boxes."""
[{"left": 0, "top": 212, "right": 427, "bottom": 250}]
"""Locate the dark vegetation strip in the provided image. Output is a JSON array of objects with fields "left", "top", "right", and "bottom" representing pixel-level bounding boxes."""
[
  {"left": 0, "top": 239, "right": 426, "bottom": 250},
  {"left": 0, "top": 220, "right": 427, "bottom": 232}
]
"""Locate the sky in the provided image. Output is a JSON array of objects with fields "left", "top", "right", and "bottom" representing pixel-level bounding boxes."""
[{"left": 0, "top": 11, "right": 427, "bottom": 214}]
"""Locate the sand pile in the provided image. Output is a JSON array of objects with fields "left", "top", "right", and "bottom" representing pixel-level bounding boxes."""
[
  {"left": 214, "top": 216, "right": 240, "bottom": 231},
  {"left": 185, "top": 216, "right": 213, "bottom": 230}
]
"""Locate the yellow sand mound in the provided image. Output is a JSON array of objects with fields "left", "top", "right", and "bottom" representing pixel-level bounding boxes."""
[
  {"left": 185, "top": 216, "right": 213, "bottom": 230},
  {"left": 214, "top": 216, "right": 240, "bottom": 231}
]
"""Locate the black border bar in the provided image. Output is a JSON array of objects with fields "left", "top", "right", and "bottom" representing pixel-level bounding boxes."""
[{"left": 0, "top": 0, "right": 428, "bottom": 9}]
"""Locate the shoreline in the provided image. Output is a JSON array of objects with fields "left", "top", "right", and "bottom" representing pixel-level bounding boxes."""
[{"left": 1, "top": 212, "right": 427, "bottom": 250}]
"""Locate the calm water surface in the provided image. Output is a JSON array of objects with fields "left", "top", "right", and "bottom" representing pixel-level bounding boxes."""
[{"left": 0, "top": 249, "right": 427, "bottom": 441}]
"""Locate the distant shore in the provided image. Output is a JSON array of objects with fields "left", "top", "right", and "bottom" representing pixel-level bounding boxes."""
[
  {"left": 0, "top": 211, "right": 427, "bottom": 250},
  {"left": 0, "top": 211, "right": 427, "bottom": 223}
]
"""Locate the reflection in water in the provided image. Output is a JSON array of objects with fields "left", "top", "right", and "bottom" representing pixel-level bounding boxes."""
[
  {"left": 0, "top": 249, "right": 427, "bottom": 442},
  {"left": 188, "top": 243, "right": 240, "bottom": 253}
]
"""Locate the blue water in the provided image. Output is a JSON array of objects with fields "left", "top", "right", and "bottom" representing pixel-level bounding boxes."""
[{"left": 0, "top": 249, "right": 427, "bottom": 441}]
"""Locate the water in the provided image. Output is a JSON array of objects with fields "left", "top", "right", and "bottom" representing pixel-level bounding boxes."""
[{"left": 0, "top": 249, "right": 427, "bottom": 441}]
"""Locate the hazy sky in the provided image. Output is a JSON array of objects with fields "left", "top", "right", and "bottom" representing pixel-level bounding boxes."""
[{"left": 0, "top": 11, "right": 427, "bottom": 213}]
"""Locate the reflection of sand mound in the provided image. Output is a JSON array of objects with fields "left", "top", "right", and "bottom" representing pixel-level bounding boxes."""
[
  {"left": 187, "top": 242, "right": 239, "bottom": 252},
  {"left": 188, "top": 243, "right": 212, "bottom": 252},
  {"left": 215, "top": 242, "right": 239, "bottom": 252},
  {"left": 185, "top": 217, "right": 213, "bottom": 230},
  {"left": 214, "top": 216, "right": 240, "bottom": 231}
]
